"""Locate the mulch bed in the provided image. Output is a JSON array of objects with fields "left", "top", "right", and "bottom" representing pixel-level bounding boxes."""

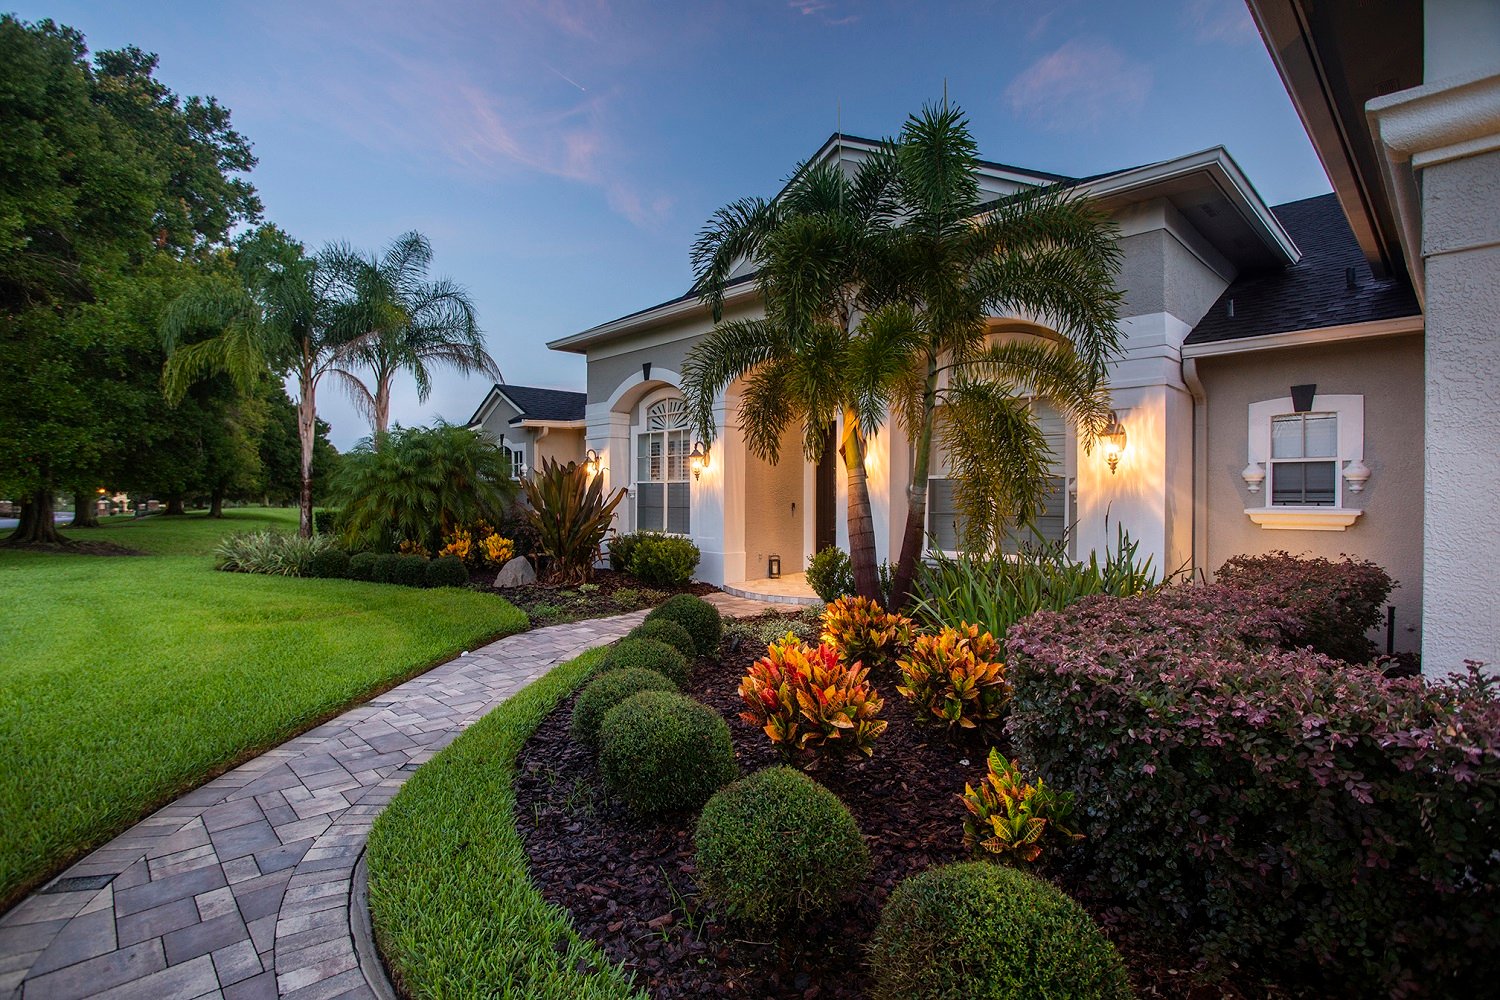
[
  {"left": 3, "top": 539, "right": 147, "bottom": 556},
  {"left": 485, "top": 569, "right": 717, "bottom": 626},
  {"left": 515, "top": 633, "right": 1271, "bottom": 999}
]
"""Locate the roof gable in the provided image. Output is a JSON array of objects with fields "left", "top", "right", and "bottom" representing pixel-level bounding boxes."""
[{"left": 466, "top": 383, "right": 585, "bottom": 428}]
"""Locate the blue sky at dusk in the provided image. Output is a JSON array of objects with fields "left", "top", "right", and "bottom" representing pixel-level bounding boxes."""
[{"left": 13, "top": 0, "right": 1330, "bottom": 449}]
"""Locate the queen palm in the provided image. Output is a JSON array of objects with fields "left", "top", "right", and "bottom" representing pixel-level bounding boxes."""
[{"left": 323, "top": 232, "right": 497, "bottom": 439}]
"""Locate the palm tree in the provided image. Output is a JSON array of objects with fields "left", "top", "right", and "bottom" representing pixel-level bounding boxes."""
[
  {"left": 323, "top": 232, "right": 497, "bottom": 439},
  {"left": 683, "top": 154, "right": 907, "bottom": 600},
  {"left": 161, "top": 225, "right": 368, "bottom": 537},
  {"left": 877, "top": 104, "right": 1126, "bottom": 606}
]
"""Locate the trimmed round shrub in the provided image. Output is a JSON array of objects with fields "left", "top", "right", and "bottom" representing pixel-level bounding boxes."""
[
  {"left": 599, "top": 691, "right": 736, "bottom": 815},
  {"left": 601, "top": 637, "right": 690, "bottom": 689},
  {"left": 309, "top": 547, "right": 351, "bottom": 579},
  {"left": 394, "top": 553, "right": 429, "bottom": 588},
  {"left": 695, "top": 766, "right": 869, "bottom": 928},
  {"left": 627, "top": 619, "right": 697, "bottom": 663},
  {"left": 869, "top": 862, "right": 1132, "bottom": 1000},
  {"left": 425, "top": 555, "right": 469, "bottom": 588},
  {"left": 570, "top": 667, "right": 677, "bottom": 749},
  {"left": 629, "top": 534, "right": 701, "bottom": 587},
  {"left": 372, "top": 553, "right": 402, "bottom": 584},
  {"left": 646, "top": 594, "right": 722, "bottom": 657},
  {"left": 348, "top": 550, "right": 378, "bottom": 581}
]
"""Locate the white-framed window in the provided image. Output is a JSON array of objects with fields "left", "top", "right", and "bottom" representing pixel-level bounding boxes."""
[
  {"left": 503, "top": 446, "right": 525, "bottom": 480},
  {"left": 1269, "top": 412, "right": 1338, "bottom": 506},
  {"left": 634, "top": 395, "right": 690, "bottom": 535},
  {"left": 927, "top": 399, "right": 1072, "bottom": 553},
  {"left": 1245, "top": 394, "right": 1365, "bottom": 530}
]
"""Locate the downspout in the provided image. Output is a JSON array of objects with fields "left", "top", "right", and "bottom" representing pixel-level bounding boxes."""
[{"left": 1181, "top": 357, "right": 1209, "bottom": 583}]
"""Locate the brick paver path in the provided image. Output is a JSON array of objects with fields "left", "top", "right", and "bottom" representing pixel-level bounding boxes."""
[{"left": 1, "top": 594, "right": 782, "bottom": 1000}]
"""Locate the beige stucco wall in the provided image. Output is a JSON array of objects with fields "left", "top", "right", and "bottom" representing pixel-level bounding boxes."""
[
  {"left": 743, "top": 421, "right": 806, "bottom": 578},
  {"left": 1197, "top": 334, "right": 1425, "bottom": 651},
  {"left": 534, "top": 426, "right": 586, "bottom": 467},
  {"left": 1115, "top": 224, "right": 1230, "bottom": 325}
]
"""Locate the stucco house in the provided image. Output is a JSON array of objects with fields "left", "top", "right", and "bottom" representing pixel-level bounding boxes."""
[{"left": 466, "top": 383, "right": 587, "bottom": 479}]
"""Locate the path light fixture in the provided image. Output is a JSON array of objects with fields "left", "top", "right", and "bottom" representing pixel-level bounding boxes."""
[
  {"left": 689, "top": 441, "right": 709, "bottom": 480},
  {"left": 1103, "top": 411, "right": 1128, "bottom": 475},
  {"left": 583, "top": 448, "right": 601, "bottom": 478}
]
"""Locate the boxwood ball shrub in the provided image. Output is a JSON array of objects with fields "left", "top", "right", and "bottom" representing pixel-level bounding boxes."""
[
  {"left": 626, "top": 619, "right": 697, "bottom": 663},
  {"left": 646, "top": 594, "right": 722, "bottom": 657},
  {"left": 425, "top": 554, "right": 469, "bottom": 588},
  {"left": 601, "top": 637, "right": 690, "bottom": 689},
  {"left": 869, "top": 862, "right": 1132, "bottom": 1000},
  {"left": 598, "top": 691, "right": 736, "bottom": 815},
  {"left": 695, "top": 766, "right": 869, "bottom": 928},
  {"left": 628, "top": 534, "right": 701, "bottom": 588},
  {"left": 309, "top": 547, "right": 351, "bottom": 579},
  {"left": 348, "top": 550, "right": 378, "bottom": 581},
  {"left": 570, "top": 667, "right": 677, "bottom": 749},
  {"left": 394, "top": 553, "right": 429, "bottom": 588},
  {"left": 372, "top": 553, "right": 402, "bottom": 584}
]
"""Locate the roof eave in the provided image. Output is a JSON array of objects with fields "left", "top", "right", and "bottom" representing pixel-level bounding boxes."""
[
  {"left": 1182, "top": 313, "right": 1422, "bottom": 358},
  {"left": 546, "top": 281, "right": 762, "bottom": 354}
]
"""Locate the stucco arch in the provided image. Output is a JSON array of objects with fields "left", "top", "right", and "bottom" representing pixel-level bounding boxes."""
[{"left": 606, "top": 367, "right": 683, "bottom": 415}]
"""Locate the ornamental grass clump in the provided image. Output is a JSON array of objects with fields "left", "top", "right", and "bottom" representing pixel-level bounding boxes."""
[
  {"left": 869, "top": 862, "right": 1132, "bottom": 1000},
  {"left": 896, "top": 623, "right": 1009, "bottom": 735},
  {"left": 598, "top": 691, "right": 736, "bottom": 815},
  {"left": 960, "top": 749, "right": 1080, "bottom": 864},
  {"left": 214, "top": 529, "right": 337, "bottom": 576},
  {"left": 738, "top": 635, "right": 887, "bottom": 763},
  {"left": 626, "top": 619, "right": 697, "bottom": 663},
  {"left": 600, "top": 637, "right": 691, "bottom": 689},
  {"left": 646, "top": 593, "right": 722, "bottom": 657},
  {"left": 570, "top": 667, "right": 678, "bottom": 750},
  {"left": 820, "top": 595, "right": 914, "bottom": 671},
  {"left": 695, "top": 766, "right": 869, "bottom": 928}
]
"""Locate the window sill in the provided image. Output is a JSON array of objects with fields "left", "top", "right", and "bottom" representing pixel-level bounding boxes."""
[{"left": 1244, "top": 507, "right": 1363, "bottom": 531}]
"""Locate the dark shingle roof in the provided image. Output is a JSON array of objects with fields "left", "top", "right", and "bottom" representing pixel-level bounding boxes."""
[
  {"left": 498, "top": 384, "right": 585, "bottom": 423},
  {"left": 1186, "top": 193, "right": 1420, "bottom": 345}
]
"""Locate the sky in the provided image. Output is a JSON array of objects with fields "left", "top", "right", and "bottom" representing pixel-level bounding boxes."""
[{"left": 13, "top": 0, "right": 1331, "bottom": 449}]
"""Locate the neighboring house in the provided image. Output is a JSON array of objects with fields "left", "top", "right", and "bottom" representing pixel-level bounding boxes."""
[{"left": 466, "top": 383, "right": 587, "bottom": 478}]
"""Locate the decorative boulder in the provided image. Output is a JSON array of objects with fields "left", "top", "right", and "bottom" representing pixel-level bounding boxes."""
[{"left": 493, "top": 556, "right": 537, "bottom": 588}]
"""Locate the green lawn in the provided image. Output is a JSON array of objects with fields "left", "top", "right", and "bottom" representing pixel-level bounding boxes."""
[{"left": 0, "top": 508, "right": 527, "bottom": 908}]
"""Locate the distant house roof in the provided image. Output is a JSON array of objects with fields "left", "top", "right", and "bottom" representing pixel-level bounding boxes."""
[
  {"left": 466, "top": 384, "right": 586, "bottom": 428},
  {"left": 1186, "top": 193, "right": 1421, "bottom": 346}
]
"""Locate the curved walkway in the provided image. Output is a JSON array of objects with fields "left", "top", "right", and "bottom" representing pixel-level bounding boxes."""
[{"left": 1, "top": 594, "right": 780, "bottom": 1000}]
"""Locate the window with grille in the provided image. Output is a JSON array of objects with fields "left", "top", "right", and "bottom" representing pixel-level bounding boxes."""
[
  {"left": 635, "top": 397, "right": 691, "bottom": 534},
  {"left": 1270, "top": 413, "right": 1337, "bottom": 506}
]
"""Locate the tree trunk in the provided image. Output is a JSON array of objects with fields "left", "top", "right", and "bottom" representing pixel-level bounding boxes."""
[
  {"left": 839, "top": 408, "right": 881, "bottom": 601},
  {"left": 374, "top": 375, "right": 391, "bottom": 439},
  {"left": 297, "top": 369, "right": 316, "bottom": 538},
  {"left": 71, "top": 491, "right": 100, "bottom": 528},
  {"left": 9, "top": 489, "right": 66, "bottom": 544},
  {"left": 889, "top": 354, "right": 941, "bottom": 609},
  {"left": 210, "top": 486, "right": 225, "bottom": 518},
  {"left": 166, "top": 495, "right": 185, "bottom": 516}
]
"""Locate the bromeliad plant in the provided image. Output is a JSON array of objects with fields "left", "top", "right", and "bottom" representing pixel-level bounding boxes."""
[
  {"left": 896, "top": 623, "right": 1010, "bottom": 735},
  {"left": 738, "top": 635, "right": 888, "bottom": 763},
  {"left": 821, "top": 596, "right": 915, "bottom": 671},
  {"left": 960, "top": 749, "right": 1080, "bottom": 864},
  {"left": 522, "top": 458, "right": 626, "bottom": 585}
]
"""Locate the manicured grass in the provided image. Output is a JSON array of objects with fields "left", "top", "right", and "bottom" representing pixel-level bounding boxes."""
[
  {"left": 366, "top": 646, "right": 643, "bottom": 999},
  {"left": 0, "top": 509, "right": 527, "bottom": 908}
]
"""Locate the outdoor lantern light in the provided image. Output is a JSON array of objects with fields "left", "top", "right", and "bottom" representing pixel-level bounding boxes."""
[
  {"left": 1103, "top": 411, "right": 1127, "bottom": 474},
  {"left": 689, "top": 440, "right": 709, "bottom": 480},
  {"left": 583, "top": 448, "right": 601, "bottom": 478}
]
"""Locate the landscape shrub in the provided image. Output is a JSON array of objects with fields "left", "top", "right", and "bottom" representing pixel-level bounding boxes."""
[
  {"left": 600, "top": 637, "right": 691, "bottom": 689},
  {"left": 723, "top": 610, "right": 821, "bottom": 654},
  {"left": 628, "top": 534, "right": 701, "bottom": 588},
  {"left": 645, "top": 594, "right": 722, "bottom": 656},
  {"left": 896, "top": 623, "right": 1009, "bottom": 736},
  {"left": 821, "top": 596, "right": 914, "bottom": 670},
  {"left": 960, "top": 748, "right": 1079, "bottom": 864},
  {"left": 738, "top": 635, "right": 886, "bottom": 761},
  {"left": 308, "top": 547, "right": 352, "bottom": 579},
  {"left": 607, "top": 531, "right": 644, "bottom": 573},
  {"left": 869, "top": 862, "right": 1132, "bottom": 1000},
  {"left": 394, "top": 553, "right": 429, "bottom": 588},
  {"left": 570, "top": 667, "right": 677, "bottom": 749},
  {"left": 522, "top": 458, "right": 625, "bottom": 585},
  {"left": 371, "top": 553, "right": 401, "bottom": 584},
  {"left": 1006, "top": 586, "right": 1500, "bottom": 996},
  {"left": 805, "top": 546, "right": 854, "bottom": 603},
  {"left": 348, "top": 550, "right": 378, "bottom": 581},
  {"left": 312, "top": 508, "right": 339, "bottom": 535},
  {"left": 626, "top": 619, "right": 697, "bottom": 662},
  {"left": 213, "top": 529, "right": 336, "bottom": 576},
  {"left": 424, "top": 555, "right": 469, "bottom": 588},
  {"left": 695, "top": 766, "right": 869, "bottom": 928},
  {"left": 598, "top": 691, "right": 736, "bottom": 815},
  {"left": 1215, "top": 550, "right": 1394, "bottom": 662}
]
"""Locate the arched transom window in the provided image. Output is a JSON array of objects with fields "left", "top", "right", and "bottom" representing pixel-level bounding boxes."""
[{"left": 636, "top": 396, "right": 691, "bottom": 534}]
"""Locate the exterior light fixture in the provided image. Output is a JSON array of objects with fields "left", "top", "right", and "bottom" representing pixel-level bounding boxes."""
[
  {"left": 689, "top": 441, "right": 709, "bottom": 480},
  {"left": 583, "top": 448, "right": 601, "bottom": 478},
  {"left": 1102, "top": 411, "right": 1128, "bottom": 475}
]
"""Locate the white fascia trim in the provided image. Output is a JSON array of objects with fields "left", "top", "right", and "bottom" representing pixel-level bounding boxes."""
[
  {"left": 1245, "top": 507, "right": 1363, "bottom": 531},
  {"left": 510, "top": 419, "right": 585, "bottom": 430},
  {"left": 546, "top": 283, "right": 760, "bottom": 354},
  {"left": 1180, "top": 315, "right": 1424, "bottom": 358},
  {"left": 1075, "top": 147, "right": 1302, "bottom": 264}
]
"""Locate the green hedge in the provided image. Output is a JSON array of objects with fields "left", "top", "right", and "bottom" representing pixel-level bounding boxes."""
[{"left": 365, "top": 647, "right": 643, "bottom": 999}]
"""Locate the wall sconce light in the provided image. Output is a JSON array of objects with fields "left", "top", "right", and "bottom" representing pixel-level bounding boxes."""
[
  {"left": 1102, "top": 411, "right": 1128, "bottom": 474},
  {"left": 768, "top": 554, "right": 781, "bottom": 579},
  {"left": 689, "top": 440, "right": 709, "bottom": 480},
  {"left": 584, "top": 448, "right": 601, "bottom": 478}
]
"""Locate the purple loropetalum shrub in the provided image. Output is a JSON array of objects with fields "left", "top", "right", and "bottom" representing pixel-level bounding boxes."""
[
  {"left": 1005, "top": 584, "right": 1500, "bottom": 998},
  {"left": 1216, "top": 550, "right": 1394, "bottom": 663}
]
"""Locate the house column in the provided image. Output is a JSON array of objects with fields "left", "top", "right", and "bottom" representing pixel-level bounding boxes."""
[
  {"left": 691, "top": 388, "right": 746, "bottom": 587},
  {"left": 586, "top": 404, "right": 631, "bottom": 534}
]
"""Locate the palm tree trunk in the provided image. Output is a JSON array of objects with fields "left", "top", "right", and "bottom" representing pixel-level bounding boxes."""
[
  {"left": 374, "top": 375, "right": 391, "bottom": 439},
  {"left": 71, "top": 491, "right": 100, "bottom": 528},
  {"left": 839, "top": 408, "right": 881, "bottom": 601},
  {"left": 296, "top": 366, "right": 317, "bottom": 538},
  {"left": 890, "top": 355, "right": 940, "bottom": 608}
]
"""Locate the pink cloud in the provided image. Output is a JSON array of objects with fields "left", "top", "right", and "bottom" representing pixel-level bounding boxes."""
[
  {"left": 1003, "top": 39, "right": 1153, "bottom": 130},
  {"left": 1186, "top": 0, "right": 1259, "bottom": 44}
]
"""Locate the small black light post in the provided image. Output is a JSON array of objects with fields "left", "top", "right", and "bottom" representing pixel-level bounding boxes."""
[{"left": 768, "top": 555, "right": 781, "bottom": 579}]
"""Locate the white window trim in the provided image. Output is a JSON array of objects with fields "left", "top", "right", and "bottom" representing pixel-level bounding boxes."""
[
  {"left": 630, "top": 387, "right": 692, "bottom": 537},
  {"left": 1244, "top": 393, "right": 1365, "bottom": 531}
]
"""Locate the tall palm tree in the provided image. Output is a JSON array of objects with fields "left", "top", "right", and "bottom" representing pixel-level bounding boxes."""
[
  {"left": 877, "top": 104, "right": 1126, "bottom": 606},
  {"left": 161, "top": 225, "right": 368, "bottom": 537},
  {"left": 323, "top": 232, "right": 497, "bottom": 439},
  {"left": 684, "top": 154, "right": 907, "bottom": 600}
]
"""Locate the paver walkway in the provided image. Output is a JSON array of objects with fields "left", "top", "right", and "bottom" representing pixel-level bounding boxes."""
[{"left": 1, "top": 594, "right": 783, "bottom": 1000}]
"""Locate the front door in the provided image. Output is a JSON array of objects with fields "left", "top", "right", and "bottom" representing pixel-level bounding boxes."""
[{"left": 814, "top": 425, "right": 837, "bottom": 553}]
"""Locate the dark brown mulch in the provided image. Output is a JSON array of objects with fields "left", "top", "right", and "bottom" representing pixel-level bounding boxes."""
[
  {"left": 516, "top": 644, "right": 1280, "bottom": 999},
  {"left": 486, "top": 569, "right": 717, "bottom": 626},
  {"left": 2, "top": 539, "right": 147, "bottom": 556}
]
